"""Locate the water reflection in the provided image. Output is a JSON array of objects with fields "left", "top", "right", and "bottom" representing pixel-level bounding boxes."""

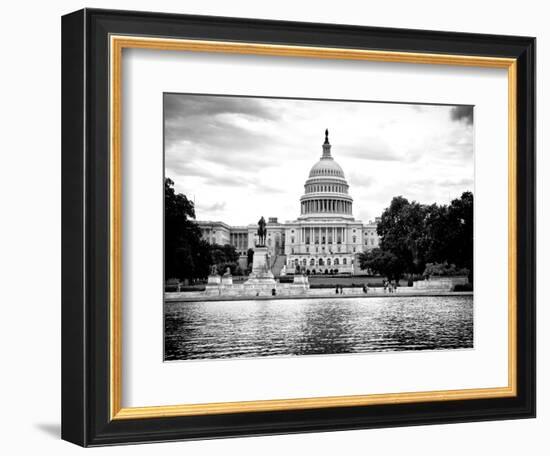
[{"left": 164, "top": 296, "right": 473, "bottom": 361}]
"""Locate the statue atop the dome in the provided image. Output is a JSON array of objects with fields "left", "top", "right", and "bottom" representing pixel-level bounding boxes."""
[
  {"left": 257, "top": 216, "right": 267, "bottom": 246},
  {"left": 324, "top": 128, "right": 330, "bottom": 144}
]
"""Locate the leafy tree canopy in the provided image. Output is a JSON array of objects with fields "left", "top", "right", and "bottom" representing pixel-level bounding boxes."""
[
  {"left": 165, "top": 178, "right": 210, "bottom": 281},
  {"left": 358, "top": 248, "right": 406, "bottom": 282},
  {"left": 367, "top": 191, "right": 473, "bottom": 281}
]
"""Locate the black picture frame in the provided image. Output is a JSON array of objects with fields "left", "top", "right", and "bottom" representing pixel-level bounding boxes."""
[{"left": 62, "top": 8, "right": 535, "bottom": 447}]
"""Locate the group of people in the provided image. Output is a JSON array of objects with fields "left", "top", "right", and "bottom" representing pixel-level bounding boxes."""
[
  {"left": 383, "top": 280, "right": 398, "bottom": 293},
  {"left": 335, "top": 285, "right": 345, "bottom": 294},
  {"left": 335, "top": 284, "right": 370, "bottom": 294},
  {"left": 333, "top": 280, "right": 398, "bottom": 294}
]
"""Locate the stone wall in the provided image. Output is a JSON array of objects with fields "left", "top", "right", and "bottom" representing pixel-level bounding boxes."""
[{"left": 413, "top": 276, "right": 469, "bottom": 291}]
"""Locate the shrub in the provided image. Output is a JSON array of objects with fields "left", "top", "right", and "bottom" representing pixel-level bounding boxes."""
[
  {"left": 453, "top": 283, "right": 473, "bottom": 292},
  {"left": 424, "top": 262, "right": 469, "bottom": 278}
]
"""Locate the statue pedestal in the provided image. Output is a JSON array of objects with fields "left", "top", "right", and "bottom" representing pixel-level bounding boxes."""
[
  {"left": 206, "top": 274, "right": 221, "bottom": 285},
  {"left": 205, "top": 274, "right": 222, "bottom": 296},
  {"left": 221, "top": 275, "right": 233, "bottom": 286},
  {"left": 245, "top": 246, "right": 276, "bottom": 286},
  {"left": 293, "top": 274, "right": 309, "bottom": 285}
]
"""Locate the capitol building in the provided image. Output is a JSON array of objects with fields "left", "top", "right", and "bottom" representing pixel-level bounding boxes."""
[{"left": 198, "top": 130, "right": 380, "bottom": 275}]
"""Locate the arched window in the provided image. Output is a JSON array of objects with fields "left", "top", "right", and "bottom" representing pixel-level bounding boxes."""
[
  {"left": 319, "top": 258, "right": 324, "bottom": 266},
  {"left": 310, "top": 258, "right": 315, "bottom": 266},
  {"left": 327, "top": 258, "right": 331, "bottom": 266},
  {"left": 302, "top": 259, "right": 307, "bottom": 266},
  {"left": 334, "top": 258, "right": 339, "bottom": 265},
  {"left": 352, "top": 236, "right": 356, "bottom": 243},
  {"left": 343, "top": 258, "right": 347, "bottom": 265}
]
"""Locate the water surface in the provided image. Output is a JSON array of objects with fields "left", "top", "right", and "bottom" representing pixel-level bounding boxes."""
[{"left": 164, "top": 296, "right": 473, "bottom": 360}]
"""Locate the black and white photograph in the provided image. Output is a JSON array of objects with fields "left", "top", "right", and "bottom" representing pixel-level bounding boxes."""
[{"left": 163, "top": 94, "right": 474, "bottom": 361}]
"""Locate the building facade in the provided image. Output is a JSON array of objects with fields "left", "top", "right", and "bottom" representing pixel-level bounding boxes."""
[{"left": 197, "top": 131, "right": 380, "bottom": 275}]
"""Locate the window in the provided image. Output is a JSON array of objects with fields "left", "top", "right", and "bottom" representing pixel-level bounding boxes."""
[
  {"left": 306, "top": 246, "right": 309, "bottom": 253},
  {"left": 352, "top": 236, "right": 356, "bottom": 243},
  {"left": 343, "top": 258, "right": 347, "bottom": 265},
  {"left": 291, "top": 237, "right": 295, "bottom": 244},
  {"left": 291, "top": 248, "right": 294, "bottom": 254},
  {"left": 319, "top": 259, "right": 324, "bottom": 266},
  {"left": 327, "top": 258, "right": 331, "bottom": 266},
  {"left": 334, "top": 258, "right": 339, "bottom": 265},
  {"left": 310, "top": 258, "right": 315, "bottom": 266},
  {"left": 302, "top": 259, "right": 307, "bottom": 266}
]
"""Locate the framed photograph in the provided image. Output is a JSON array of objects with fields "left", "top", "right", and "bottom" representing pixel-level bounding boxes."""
[{"left": 61, "top": 8, "right": 535, "bottom": 446}]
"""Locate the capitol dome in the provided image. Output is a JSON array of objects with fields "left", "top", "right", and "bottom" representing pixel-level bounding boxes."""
[
  {"left": 299, "top": 130, "right": 354, "bottom": 220},
  {"left": 308, "top": 155, "right": 345, "bottom": 178}
]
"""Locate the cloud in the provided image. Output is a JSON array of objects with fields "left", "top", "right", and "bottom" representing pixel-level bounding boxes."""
[
  {"left": 342, "top": 138, "right": 402, "bottom": 161},
  {"left": 164, "top": 94, "right": 284, "bottom": 170},
  {"left": 450, "top": 105, "right": 474, "bottom": 124},
  {"left": 164, "top": 94, "right": 280, "bottom": 122},
  {"left": 200, "top": 201, "right": 226, "bottom": 212}
]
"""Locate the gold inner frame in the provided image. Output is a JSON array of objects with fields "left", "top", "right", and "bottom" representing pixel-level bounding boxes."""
[{"left": 109, "top": 35, "right": 517, "bottom": 420}]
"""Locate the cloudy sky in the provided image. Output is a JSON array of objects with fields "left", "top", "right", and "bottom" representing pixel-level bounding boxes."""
[{"left": 164, "top": 93, "right": 473, "bottom": 226}]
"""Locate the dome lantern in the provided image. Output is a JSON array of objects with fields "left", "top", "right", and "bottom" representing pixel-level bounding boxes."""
[{"left": 322, "top": 128, "right": 332, "bottom": 159}]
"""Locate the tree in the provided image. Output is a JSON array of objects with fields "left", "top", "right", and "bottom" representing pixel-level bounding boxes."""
[
  {"left": 209, "top": 243, "right": 240, "bottom": 275},
  {"left": 375, "top": 192, "right": 473, "bottom": 281},
  {"left": 377, "top": 196, "right": 428, "bottom": 274},
  {"left": 358, "top": 248, "right": 406, "bottom": 282},
  {"left": 165, "top": 178, "right": 207, "bottom": 281},
  {"left": 423, "top": 192, "right": 473, "bottom": 281},
  {"left": 448, "top": 191, "right": 474, "bottom": 281}
]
